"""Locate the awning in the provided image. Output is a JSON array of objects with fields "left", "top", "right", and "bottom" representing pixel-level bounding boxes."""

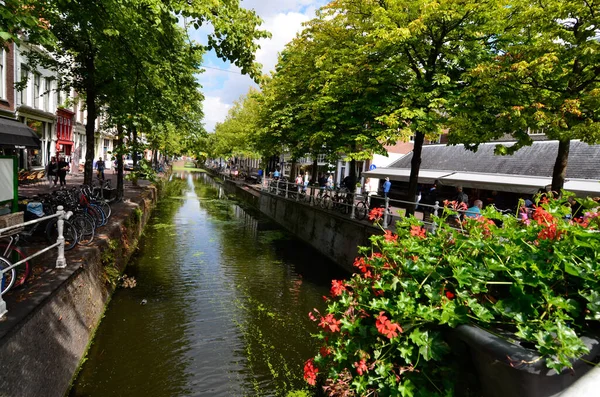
[
  {"left": 363, "top": 168, "right": 452, "bottom": 184},
  {"left": 0, "top": 117, "right": 41, "bottom": 148},
  {"left": 438, "top": 172, "right": 552, "bottom": 194},
  {"left": 563, "top": 179, "right": 600, "bottom": 196}
]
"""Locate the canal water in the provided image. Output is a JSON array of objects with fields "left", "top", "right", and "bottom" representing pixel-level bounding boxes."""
[{"left": 69, "top": 171, "right": 345, "bottom": 396}]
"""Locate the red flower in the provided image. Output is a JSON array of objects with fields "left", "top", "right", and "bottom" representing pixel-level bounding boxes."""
[
  {"left": 375, "top": 311, "right": 403, "bottom": 339},
  {"left": 369, "top": 207, "right": 385, "bottom": 221},
  {"left": 304, "top": 358, "right": 319, "bottom": 385},
  {"left": 319, "top": 313, "right": 341, "bottom": 333},
  {"left": 532, "top": 206, "right": 554, "bottom": 225},
  {"left": 410, "top": 225, "right": 426, "bottom": 239},
  {"left": 319, "top": 346, "right": 331, "bottom": 357},
  {"left": 409, "top": 255, "right": 419, "bottom": 262},
  {"left": 354, "top": 359, "right": 368, "bottom": 375},
  {"left": 445, "top": 290, "right": 455, "bottom": 300},
  {"left": 384, "top": 230, "right": 398, "bottom": 242},
  {"left": 537, "top": 224, "right": 563, "bottom": 241},
  {"left": 353, "top": 257, "right": 370, "bottom": 273},
  {"left": 331, "top": 279, "right": 347, "bottom": 297},
  {"left": 373, "top": 287, "right": 384, "bottom": 297},
  {"left": 308, "top": 311, "right": 317, "bottom": 321}
]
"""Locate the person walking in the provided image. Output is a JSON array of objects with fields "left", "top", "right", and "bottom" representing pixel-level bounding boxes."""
[
  {"left": 383, "top": 177, "right": 391, "bottom": 198},
  {"left": 57, "top": 156, "right": 70, "bottom": 187},
  {"left": 46, "top": 157, "right": 58, "bottom": 187},
  {"left": 96, "top": 156, "right": 106, "bottom": 180}
]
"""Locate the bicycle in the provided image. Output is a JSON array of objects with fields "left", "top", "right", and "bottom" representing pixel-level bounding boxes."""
[
  {"left": 0, "top": 234, "right": 31, "bottom": 290},
  {"left": 355, "top": 195, "right": 370, "bottom": 220}
]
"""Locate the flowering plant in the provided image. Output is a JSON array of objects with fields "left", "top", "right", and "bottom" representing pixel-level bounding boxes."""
[{"left": 305, "top": 193, "right": 600, "bottom": 396}]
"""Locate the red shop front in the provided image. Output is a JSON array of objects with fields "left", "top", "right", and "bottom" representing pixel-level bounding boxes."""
[{"left": 56, "top": 108, "right": 74, "bottom": 156}]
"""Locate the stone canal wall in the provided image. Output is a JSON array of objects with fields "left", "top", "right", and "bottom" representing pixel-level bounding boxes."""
[
  {"left": 0, "top": 184, "right": 159, "bottom": 397},
  {"left": 217, "top": 176, "right": 378, "bottom": 272}
]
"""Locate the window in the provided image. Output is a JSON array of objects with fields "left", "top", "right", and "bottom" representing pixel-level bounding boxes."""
[
  {"left": 0, "top": 49, "right": 4, "bottom": 99},
  {"left": 19, "top": 66, "right": 28, "bottom": 105},
  {"left": 33, "top": 73, "right": 41, "bottom": 108},
  {"left": 44, "top": 78, "right": 51, "bottom": 111}
]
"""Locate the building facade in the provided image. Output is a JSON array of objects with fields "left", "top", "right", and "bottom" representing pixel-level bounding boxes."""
[{"left": 0, "top": 41, "right": 115, "bottom": 172}]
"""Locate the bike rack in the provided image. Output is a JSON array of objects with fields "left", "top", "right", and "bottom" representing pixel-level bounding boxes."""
[{"left": 0, "top": 206, "right": 71, "bottom": 319}]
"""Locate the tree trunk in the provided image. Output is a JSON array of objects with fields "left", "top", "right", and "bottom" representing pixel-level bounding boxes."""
[
  {"left": 406, "top": 130, "right": 425, "bottom": 216},
  {"left": 551, "top": 139, "right": 570, "bottom": 195},
  {"left": 290, "top": 160, "right": 297, "bottom": 181},
  {"left": 116, "top": 124, "right": 125, "bottom": 201},
  {"left": 83, "top": 54, "right": 97, "bottom": 186},
  {"left": 349, "top": 159, "right": 357, "bottom": 189},
  {"left": 311, "top": 157, "right": 318, "bottom": 184}
]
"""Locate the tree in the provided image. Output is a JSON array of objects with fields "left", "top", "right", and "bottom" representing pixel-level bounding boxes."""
[
  {"left": 0, "top": 0, "right": 55, "bottom": 46},
  {"left": 29, "top": 0, "right": 269, "bottom": 185},
  {"left": 258, "top": 0, "right": 506, "bottom": 212},
  {"left": 449, "top": 0, "right": 600, "bottom": 192}
]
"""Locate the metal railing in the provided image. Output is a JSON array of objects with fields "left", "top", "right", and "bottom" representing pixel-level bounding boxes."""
[
  {"left": 0, "top": 206, "right": 71, "bottom": 318},
  {"left": 258, "top": 178, "right": 444, "bottom": 230}
]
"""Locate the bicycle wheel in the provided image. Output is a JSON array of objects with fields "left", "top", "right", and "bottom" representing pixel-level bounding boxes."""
[
  {"left": 0, "top": 244, "right": 30, "bottom": 288},
  {"left": 355, "top": 201, "right": 368, "bottom": 220},
  {"left": 320, "top": 194, "right": 330, "bottom": 209},
  {"left": 0, "top": 256, "right": 16, "bottom": 295},
  {"left": 86, "top": 206, "right": 103, "bottom": 228},
  {"left": 90, "top": 204, "right": 107, "bottom": 227},
  {"left": 46, "top": 219, "right": 78, "bottom": 251},
  {"left": 96, "top": 200, "right": 111, "bottom": 219},
  {"left": 71, "top": 214, "right": 95, "bottom": 246}
]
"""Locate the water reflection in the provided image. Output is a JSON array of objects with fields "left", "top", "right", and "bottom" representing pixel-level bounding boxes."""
[{"left": 70, "top": 171, "right": 346, "bottom": 396}]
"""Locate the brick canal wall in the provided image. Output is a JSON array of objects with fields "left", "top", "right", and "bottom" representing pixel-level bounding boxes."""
[
  {"left": 215, "top": 174, "right": 378, "bottom": 272},
  {"left": 0, "top": 184, "right": 159, "bottom": 397}
]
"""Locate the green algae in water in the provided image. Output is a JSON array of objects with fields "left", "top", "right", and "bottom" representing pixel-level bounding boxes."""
[{"left": 258, "top": 230, "right": 288, "bottom": 243}]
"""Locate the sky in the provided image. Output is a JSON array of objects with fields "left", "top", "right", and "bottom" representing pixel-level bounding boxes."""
[{"left": 187, "top": 0, "right": 328, "bottom": 132}]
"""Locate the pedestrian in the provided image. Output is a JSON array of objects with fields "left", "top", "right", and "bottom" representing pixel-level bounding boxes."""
[
  {"left": 326, "top": 174, "right": 334, "bottom": 190},
  {"left": 295, "top": 173, "right": 304, "bottom": 193},
  {"left": 257, "top": 168, "right": 263, "bottom": 183},
  {"left": 454, "top": 186, "right": 468, "bottom": 206},
  {"left": 273, "top": 168, "right": 281, "bottom": 180},
  {"left": 96, "top": 156, "right": 106, "bottom": 180},
  {"left": 57, "top": 156, "right": 70, "bottom": 187},
  {"left": 46, "top": 156, "right": 58, "bottom": 187},
  {"left": 383, "top": 177, "right": 391, "bottom": 198},
  {"left": 465, "top": 200, "right": 483, "bottom": 218}
]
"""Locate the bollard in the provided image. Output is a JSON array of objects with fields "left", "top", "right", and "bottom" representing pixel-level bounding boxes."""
[
  {"left": 383, "top": 197, "right": 390, "bottom": 228},
  {"left": 350, "top": 193, "right": 356, "bottom": 220},
  {"left": 56, "top": 206, "right": 67, "bottom": 268}
]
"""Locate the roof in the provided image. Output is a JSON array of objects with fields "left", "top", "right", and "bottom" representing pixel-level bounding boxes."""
[{"left": 388, "top": 141, "right": 600, "bottom": 180}]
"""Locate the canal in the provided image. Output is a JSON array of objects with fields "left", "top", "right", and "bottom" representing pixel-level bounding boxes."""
[{"left": 69, "top": 171, "right": 345, "bottom": 396}]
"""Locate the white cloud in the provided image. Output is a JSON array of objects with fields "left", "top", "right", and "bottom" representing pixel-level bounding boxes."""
[
  {"left": 255, "top": 12, "right": 311, "bottom": 73},
  {"left": 198, "top": 0, "right": 327, "bottom": 132},
  {"left": 202, "top": 96, "right": 231, "bottom": 132}
]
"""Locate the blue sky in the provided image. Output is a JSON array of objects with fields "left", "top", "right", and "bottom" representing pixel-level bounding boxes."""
[{"left": 187, "top": 0, "right": 328, "bottom": 132}]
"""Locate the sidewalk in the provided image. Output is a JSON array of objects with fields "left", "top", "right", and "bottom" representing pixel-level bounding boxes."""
[{"left": 17, "top": 169, "right": 147, "bottom": 198}]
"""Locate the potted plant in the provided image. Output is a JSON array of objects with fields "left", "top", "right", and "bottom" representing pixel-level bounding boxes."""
[
  {"left": 355, "top": 182, "right": 362, "bottom": 195},
  {"left": 303, "top": 193, "right": 600, "bottom": 396}
]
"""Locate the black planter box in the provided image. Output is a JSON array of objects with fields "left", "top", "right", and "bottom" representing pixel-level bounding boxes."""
[{"left": 452, "top": 325, "right": 600, "bottom": 397}]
